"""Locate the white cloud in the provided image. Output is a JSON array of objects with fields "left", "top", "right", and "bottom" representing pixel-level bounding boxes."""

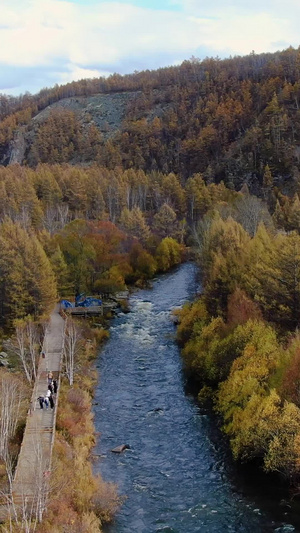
[
  {"left": 191, "top": 12, "right": 289, "bottom": 56},
  {"left": 58, "top": 64, "right": 110, "bottom": 84},
  {"left": 0, "top": 0, "right": 299, "bottom": 95}
]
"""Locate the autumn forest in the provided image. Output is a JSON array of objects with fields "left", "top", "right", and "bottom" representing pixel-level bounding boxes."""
[{"left": 2, "top": 46, "right": 300, "bottom": 529}]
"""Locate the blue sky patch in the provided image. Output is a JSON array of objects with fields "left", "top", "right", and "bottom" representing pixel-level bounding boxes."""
[{"left": 64, "top": 0, "right": 181, "bottom": 10}]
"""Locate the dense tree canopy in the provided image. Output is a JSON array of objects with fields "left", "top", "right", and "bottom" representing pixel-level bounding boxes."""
[{"left": 2, "top": 47, "right": 300, "bottom": 196}]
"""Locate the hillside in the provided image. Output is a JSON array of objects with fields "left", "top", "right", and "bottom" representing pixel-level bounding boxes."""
[
  {"left": 1, "top": 47, "right": 300, "bottom": 196},
  {"left": 3, "top": 92, "right": 140, "bottom": 165}
]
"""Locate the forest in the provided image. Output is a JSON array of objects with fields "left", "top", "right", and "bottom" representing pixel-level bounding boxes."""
[
  {"left": 1, "top": 159, "right": 300, "bottom": 485},
  {"left": 1, "top": 46, "right": 300, "bottom": 196},
  {"left": 2, "top": 46, "right": 300, "bottom": 530},
  {"left": 176, "top": 213, "right": 300, "bottom": 481}
]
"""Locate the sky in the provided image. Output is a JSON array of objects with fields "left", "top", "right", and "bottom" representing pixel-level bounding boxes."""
[{"left": 0, "top": 0, "right": 299, "bottom": 96}]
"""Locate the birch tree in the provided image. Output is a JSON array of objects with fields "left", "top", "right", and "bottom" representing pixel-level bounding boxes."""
[
  {"left": 0, "top": 371, "right": 24, "bottom": 460},
  {"left": 26, "top": 319, "right": 40, "bottom": 382},
  {"left": 12, "top": 318, "right": 41, "bottom": 383},
  {"left": 63, "top": 318, "right": 82, "bottom": 386},
  {"left": 3, "top": 439, "right": 51, "bottom": 531}
]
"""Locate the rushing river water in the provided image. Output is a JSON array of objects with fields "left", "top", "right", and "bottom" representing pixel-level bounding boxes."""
[{"left": 93, "top": 263, "right": 300, "bottom": 533}]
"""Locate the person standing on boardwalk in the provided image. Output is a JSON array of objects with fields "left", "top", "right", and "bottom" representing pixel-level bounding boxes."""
[
  {"left": 37, "top": 396, "right": 44, "bottom": 409},
  {"left": 53, "top": 379, "right": 58, "bottom": 394},
  {"left": 44, "top": 392, "right": 49, "bottom": 408},
  {"left": 46, "top": 389, "right": 54, "bottom": 409},
  {"left": 48, "top": 371, "right": 53, "bottom": 385},
  {"left": 49, "top": 393, "right": 54, "bottom": 409}
]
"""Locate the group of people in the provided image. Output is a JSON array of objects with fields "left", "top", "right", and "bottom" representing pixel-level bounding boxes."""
[{"left": 37, "top": 371, "right": 58, "bottom": 410}]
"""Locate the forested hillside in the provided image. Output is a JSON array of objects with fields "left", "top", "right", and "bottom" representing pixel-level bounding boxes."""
[
  {"left": 1, "top": 47, "right": 300, "bottom": 196},
  {"left": 3, "top": 46, "right": 300, "bottom": 510}
]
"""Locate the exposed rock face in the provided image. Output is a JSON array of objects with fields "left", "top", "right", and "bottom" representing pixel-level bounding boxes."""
[
  {"left": 31, "top": 92, "right": 140, "bottom": 140},
  {"left": 1, "top": 89, "right": 169, "bottom": 167},
  {"left": 1, "top": 128, "right": 26, "bottom": 165},
  {"left": 0, "top": 91, "right": 141, "bottom": 166},
  {"left": 8, "top": 128, "right": 27, "bottom": 165}
]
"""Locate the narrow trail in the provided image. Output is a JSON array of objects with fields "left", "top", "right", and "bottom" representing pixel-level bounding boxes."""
[{"left": 3, "top": 306, "right": 65, "bottom": 519}]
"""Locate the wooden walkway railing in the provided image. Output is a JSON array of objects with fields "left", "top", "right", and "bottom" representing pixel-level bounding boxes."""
[{"left": 2, "top": 306, "right": 65, "bottom": 522}]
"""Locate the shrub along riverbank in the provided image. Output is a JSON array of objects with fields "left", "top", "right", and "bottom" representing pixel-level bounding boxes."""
[{"left": 176, "top": 215, "right": 300, "bottom": 484}]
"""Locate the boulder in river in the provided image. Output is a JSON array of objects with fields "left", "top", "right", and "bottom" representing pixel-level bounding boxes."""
[{"left": 111, "top": 444, "right": 130, "bottom": 453}]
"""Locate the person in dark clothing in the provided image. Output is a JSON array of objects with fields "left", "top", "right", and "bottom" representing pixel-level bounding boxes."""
[
  {"left": 49, "top": 394, "right": 54, "bottom": 409},
  {"left": 48, "top": 382, "right": 54, "bottom": 394},
  {"left": 53, "top": 379, "right": 58, "bottom": 393},
  {"left": 37, "top": 396, "right": 44, "bottom": 409}
]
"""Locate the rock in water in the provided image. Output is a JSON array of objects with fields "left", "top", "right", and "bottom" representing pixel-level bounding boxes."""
[{"left": 111, "top": 444, "right": 130, "bottom": 453}]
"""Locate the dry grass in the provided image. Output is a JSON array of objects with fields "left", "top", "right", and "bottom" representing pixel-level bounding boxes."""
[{"left": 92, "top": 328, "right": 110, "bottom": 346}]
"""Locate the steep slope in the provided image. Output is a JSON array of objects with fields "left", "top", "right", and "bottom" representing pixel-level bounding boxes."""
[
  {"left": 1, "top": 46, "right": 300, "bottom": 195},
  {"left": 30, "top": 92, "right": 139, "bottom": 137},
  {"left": 4, "top": 92, "right": 140, "bottom": 165}
]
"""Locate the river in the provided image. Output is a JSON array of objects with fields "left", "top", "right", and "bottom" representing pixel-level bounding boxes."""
[{"left": 93, "top": 263, "right": 299, "bottom": 533}]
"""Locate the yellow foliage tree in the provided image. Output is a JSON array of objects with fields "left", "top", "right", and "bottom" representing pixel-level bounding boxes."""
[{"left": 156, "top": 237, "right": 182, "bottom": 272}]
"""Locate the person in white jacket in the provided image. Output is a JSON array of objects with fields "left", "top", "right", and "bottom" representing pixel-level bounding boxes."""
[{"left": 46, "top": 388, "right": 54, "bottom": 409}]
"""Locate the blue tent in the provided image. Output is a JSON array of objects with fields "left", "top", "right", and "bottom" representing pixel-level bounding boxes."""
[
  {"left": 75, "top": 293, "right": 85, "bottom": 305},
  {"left": 60, "top": 299, "right": 74, "bottom": 308},
  {"left": 77, "top": 297, "right": 102, "bottom": 307}
]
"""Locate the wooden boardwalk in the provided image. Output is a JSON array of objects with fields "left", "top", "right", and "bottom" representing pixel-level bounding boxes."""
[{"left": 4, "top": 307, "right": 65, "bottom": 521}]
